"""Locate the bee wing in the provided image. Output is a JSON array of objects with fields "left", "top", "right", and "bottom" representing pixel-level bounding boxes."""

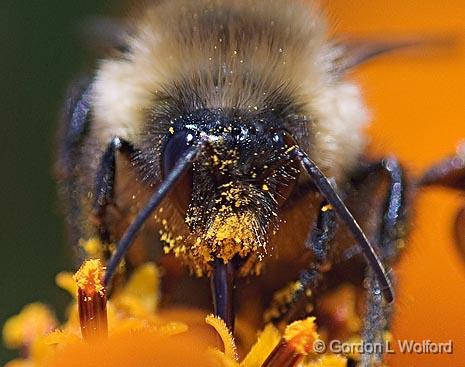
[
  {"left": 55, "top": 77, "right": 94, "bottom": 256},
  {"left": 77, "top": 17, "right": 133, "bottom": 54},
  {"left": 336, "top": 36, "right": 455, "bottom": 72}
]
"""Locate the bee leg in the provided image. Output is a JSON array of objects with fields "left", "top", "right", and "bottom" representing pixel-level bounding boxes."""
[
  {"left": 211, "top": 259, "right": 235, "bottom": 331},
  {"left": 293, "top": 148, "right": 394, "bottom": 302},
  {"left": 354, "top": 157, "right": 409, "bottom": 260},
  {"left": 292, "top": 200, "right": 337, "bottom": 316},
  {"left": 93, "top": 137, "right": 136, "bottom": 250},
  {"left": 299, "top": 200, "right": 336, "bottom": 296},
  {"left": 352, "top": 157, "right": 408, "bottom": 367},
  {"left": 266, "top": 201, "right": 336, "bottom": 325},
  {"left": 305, "top": 201, "right": 337, "bottom": 263},
  {"left": 454, "top": 207, "right": 465, "bottom": 262},
  {"left": 418, "top": 147, "right": 465, "bottom": 259},
  {"left": 297, "top": 200, "right": 337, "bottom": 302},
  {"left": 56, "top": 78, "right": 93, "bottom": 251},
  {"left": 359, "top": 271, "right": 388, "bottom": 367},
  {"left": 418, "top": 146, "right": 465, "bottom": 190}
]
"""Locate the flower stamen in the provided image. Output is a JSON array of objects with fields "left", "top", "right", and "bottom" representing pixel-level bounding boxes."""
[
  {"left": 262, "top": 317, "right": 319, "bottom": 367},
  {"left": 73, "top": 259, "right": 108, "bottom": 340},
  {"left": 205, "top": 314, "right": 238, "bottom": 360}
]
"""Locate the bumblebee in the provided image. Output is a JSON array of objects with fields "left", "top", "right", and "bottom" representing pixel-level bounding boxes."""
[{"left": 55, "top": 0, "right": 461, "bottom": 364}]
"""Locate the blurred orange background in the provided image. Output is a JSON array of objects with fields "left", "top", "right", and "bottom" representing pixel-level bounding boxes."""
[
  {"left": 324, "top": 1, "right": 465, "bottom": 365},
  {"left": 1, "top": 1, "right": 464, "bottom": 366}
]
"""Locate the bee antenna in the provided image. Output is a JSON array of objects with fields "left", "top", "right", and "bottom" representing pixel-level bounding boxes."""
[
  {"left": 103, "top": 139, "right": 206, "bottom": 286},
  {"left": 292, "top": 147, "right": 394, "bottom": 303}
]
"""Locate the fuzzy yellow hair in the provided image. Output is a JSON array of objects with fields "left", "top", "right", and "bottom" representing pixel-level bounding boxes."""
[{"left": 92, "top": 0, "right": 368, "bottom": 181}]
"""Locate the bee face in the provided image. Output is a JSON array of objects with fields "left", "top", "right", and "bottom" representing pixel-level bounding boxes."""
[{"left": 136, "top": 107, "right": 301, "bottom": 273}]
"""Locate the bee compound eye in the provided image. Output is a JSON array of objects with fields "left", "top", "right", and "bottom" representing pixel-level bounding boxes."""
[
  {"left": 163, "top": 130, "right": 194, "bottom": 176},
  {"left": 162, "top": 129, "right": 194, "bottom": 214}
]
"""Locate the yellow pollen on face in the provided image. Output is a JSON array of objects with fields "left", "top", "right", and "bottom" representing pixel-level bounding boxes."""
[
  {"left": 209, "top": 213, "right": 253, "bottom": 242},
  {"left": 203, "top": 210, "right": 262, "bottom": 264}
]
